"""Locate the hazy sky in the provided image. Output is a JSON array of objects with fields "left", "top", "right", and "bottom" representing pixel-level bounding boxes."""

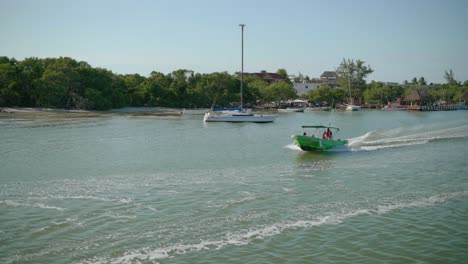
[{"left": 1, "top": 0, "right": 467, "bottom": 83}]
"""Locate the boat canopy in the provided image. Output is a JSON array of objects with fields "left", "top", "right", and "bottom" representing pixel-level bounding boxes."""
[{"left": 302, "top": 125, "right": 340, "bottom": 131}]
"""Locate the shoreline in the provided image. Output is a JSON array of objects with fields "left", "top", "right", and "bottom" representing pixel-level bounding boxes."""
[{"left": 0, "top": 107, "right": 184, "bottom": 118}]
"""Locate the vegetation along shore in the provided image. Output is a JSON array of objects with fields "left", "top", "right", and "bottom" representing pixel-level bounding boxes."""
[{"left": 1, "top": 56, "right": 467, "bottom": 111}]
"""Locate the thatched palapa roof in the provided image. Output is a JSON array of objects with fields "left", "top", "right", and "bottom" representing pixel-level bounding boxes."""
[{"left": 405, "top": 89, "right": 432, "bottom": 102}]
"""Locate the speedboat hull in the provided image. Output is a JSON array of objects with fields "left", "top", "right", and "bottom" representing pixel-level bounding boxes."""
[{"left": 292, "top": 135, "right": 348, "bottom": 151}]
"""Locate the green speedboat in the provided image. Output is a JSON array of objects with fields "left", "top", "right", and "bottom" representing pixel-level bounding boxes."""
[{"left": 291, "top": 125, "right": 348, "bottom": 151}]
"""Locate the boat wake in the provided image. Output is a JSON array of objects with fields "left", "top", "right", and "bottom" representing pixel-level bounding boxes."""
[
  {"left": 346, "top": 124, "right": 468, "bottom": 151},
  {"left": 80, "top": 189, "right": 468, "bottom": 263}
]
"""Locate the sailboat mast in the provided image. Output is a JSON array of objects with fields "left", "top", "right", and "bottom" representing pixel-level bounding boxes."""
[
  {"left": 239, "top": 24, "right": 245, "bottom": 111},
  {"left": 347, "top": 71, "right": 352, "bottom": 105}
]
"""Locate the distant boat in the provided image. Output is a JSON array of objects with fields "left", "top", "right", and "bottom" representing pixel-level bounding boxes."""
[
  {"left": 381, "top": 100, "right": 406, "bottom": 111},
  {"left": 203, "top": 24, "right": 276, "bottom": 123},
  {"left": 345, "top": 72, "right": 359, "bottom": 111},
  {"left": 204, "top": 108, "right": 276, "bottom": 123},
  {"left": 319, "top": 106, "right": 332, "bottom": 111},
  {"left": 381, "top": 105, "right": 406, "bottom": 111},
  {"left": 346, "top": 104, "right": 360, "bottom": 111},
  {"left": 278, "top": 99, "right": 307, "bottom": 113},
  {"left": 278, "top": 107, "right": 305, "bottom": 113},
  {"left": 291, "top": 125, "right": 348, "bottom": 151},
  {"left": 306, "top": 106, "right": 332, "bottom": 111}
]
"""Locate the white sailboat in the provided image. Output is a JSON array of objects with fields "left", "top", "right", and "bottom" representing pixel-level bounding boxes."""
[
  {"left": 346, "top": 104, "right": 360, "bottom": 111},
  {"left": 204, "top": 24, "right": 276, "bottom": 123},
  {"left": 345, "top": 71, "right": 360, "bottom": 111},
  {"left": 203, "top": 108, "right": 276, "bottom": 122}
]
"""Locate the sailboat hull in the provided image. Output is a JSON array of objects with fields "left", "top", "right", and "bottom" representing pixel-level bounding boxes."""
[
  {"left": 346, "top": 105, "right": 360, "bottom": 111},
  {"left": 278, "top": 107, "right": 305, "bottom": 113},
  {"left": 204, "top": 112, "right": 276, "bottom": 123}
]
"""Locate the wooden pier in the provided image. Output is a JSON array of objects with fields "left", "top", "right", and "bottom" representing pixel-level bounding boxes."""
[{"left": 407, "top": 105, "right": 458, "bottom": 111}]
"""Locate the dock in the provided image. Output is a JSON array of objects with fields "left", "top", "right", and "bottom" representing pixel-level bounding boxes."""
[{"left": 407, "top": 105, "right": 458, "bottom": 111}]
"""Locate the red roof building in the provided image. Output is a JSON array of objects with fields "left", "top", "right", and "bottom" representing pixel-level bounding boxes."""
[{"left": 246, "top": 72, "right": 286, "bottom": 83}]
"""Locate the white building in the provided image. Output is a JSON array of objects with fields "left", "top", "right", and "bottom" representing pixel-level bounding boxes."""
[{"left": 293, "top": 82, "right": 320, "bottom": 95}]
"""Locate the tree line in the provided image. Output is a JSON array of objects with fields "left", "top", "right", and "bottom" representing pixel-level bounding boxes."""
[
  {"left": 1, "top": 56, "right": 467, "bottom": 110},
  {"left": 0, "top": 56, "right": 299, "bottom": 110}
]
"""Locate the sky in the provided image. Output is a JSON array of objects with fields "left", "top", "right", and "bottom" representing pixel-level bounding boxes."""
[{"left": 1, "top": 0, "right": 467, "bottom": 83}]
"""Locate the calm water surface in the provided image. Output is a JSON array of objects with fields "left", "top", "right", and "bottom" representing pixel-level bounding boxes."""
[{"left": 1, "top": 110, "right": 467, "bottom": 263}]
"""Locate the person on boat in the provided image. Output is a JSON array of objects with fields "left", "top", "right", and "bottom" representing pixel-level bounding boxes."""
[
  {"left": 322, "top": 131, "right": 328, "bottom": 140},
  {"left": 303, "top": 132, "right": 307, "bottom": 136},
  {"left": 326, "top": 128, "right": 333, "bottom": 139}
]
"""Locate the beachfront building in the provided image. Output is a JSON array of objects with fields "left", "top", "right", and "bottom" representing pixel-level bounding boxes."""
[
  {"left": 320, "top": 71, "right": 339, "bottom": 88},
  {"left": 405, "top": 89, "right": 432, "bottom": 109},
  {"left": 245, "top": 72, "right": 286, "bottom": 84},
  {"left": 293, "top": 82, "right": 320, "bottom": 95}
]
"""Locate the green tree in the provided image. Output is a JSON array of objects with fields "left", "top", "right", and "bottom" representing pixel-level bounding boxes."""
[
  {"left": 246, "top": 78, "right": 268, "bottom": 105},
  {"left": 167, "top": 69, "right": 194, "bottom": 107},
  {"left": 17, "top": 57, "right": 45, "bottom": 106},
  {"left": 335, "top": 58, "right": 373, "bottom": 105},
  {"left": 121, "top": 73, "right": 146, "bottom": 106},
  {"left": 110, "top": 74, "right": 128, "bottom": 108},
  {"left": 363, "top": 82, "right": 384, "bottom": 105},
  {"left": 34, "top": 57, "right": 87, "bottom": 108},
  {"left": 137, "top": 71, "right": 171, "bottom": 106},
  {"left": 38, "top": 68, "right": 68, "bottom": 108},
  {"left": 261, "top": 82, "right": 296, "bottom": 103},
  {"left": 331, "top": 88, "right": 347, "bottom": 107},
  {"left": 193, "top": 72, "right": 237, "bottom": 108},
  {"left": 418, "top": 77, "right": 427, "bottom": 85},
  {"left": 0, "top": 60, "right": 21, "bottom": 106},
  {"left": 443, "top": 69, "right": 458, "bottom": 85},
  {"left": 276, "top": 68, "right": 288, "bottom": 79},
  {"left": 276, "top": 68, "right": 291, "bottom": 84},
  {"left": 306, "top": 86, "right": 332, "bottom": 105}
]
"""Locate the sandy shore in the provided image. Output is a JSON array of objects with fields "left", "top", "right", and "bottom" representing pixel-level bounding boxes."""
[{"left": 0, "top": 107, "right": 184, "bottom": 118}]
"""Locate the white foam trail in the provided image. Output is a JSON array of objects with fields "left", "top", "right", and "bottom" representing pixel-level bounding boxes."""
[
  {"left": 147, "top": 206, "right": 158, "bottom": 212},
  {"left": 104, "top": 213, "right": 137, "bottom": 220},
  {"left": 33, "top": 218, "right": 82, "bottom": 234},
  {"left": 119, "top": 198, "right": 133, "bottom": 204},
  {"left": 0, "top": 200, "right": 65, "bottom": 211},
  {"left": 358, "top": 140, "right": 430, "bottom": 151},
  {"left": 376, "top": 190, "right": 468, "bottom": 214},
  {"left": 33, "top": 203, "right": 65, "bottom": 211},
  {"left": 0, "top": 200, "right": 21, "bottom": 207},
  {"left": 81, "top": 189, "right": 468, "bottom": 263},
  {"left": 223, "top": 192, "right": 256, "bottom": 208},
  {"left": 346, "top": 124, "right": 468, "bottom": 151},
  {"left": 285, "top": 143, "right": 301, "bottom": 151},
  {"left": 31, "top": 195, "right": 133, "bottom": 204},
  {"left": 347, "top": 130, "right": 376, "bottom": 146}
]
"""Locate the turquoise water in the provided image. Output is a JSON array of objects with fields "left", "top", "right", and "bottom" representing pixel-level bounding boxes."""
[{"left": 1, "top": 110, "right": 467, "bottom": 263}]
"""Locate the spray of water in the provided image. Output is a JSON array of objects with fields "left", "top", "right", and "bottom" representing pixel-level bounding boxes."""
[{"left": 347, "top": 124, "right": 468, "bottom": 151}]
